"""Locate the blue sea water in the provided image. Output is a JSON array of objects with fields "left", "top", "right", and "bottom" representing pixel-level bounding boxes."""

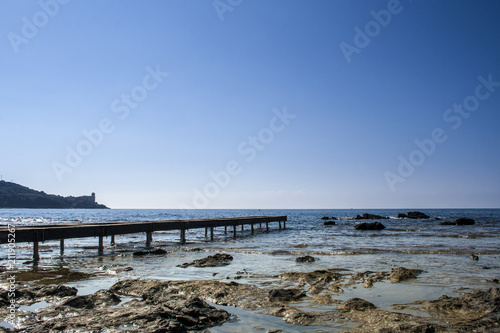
[{"left": 1, "top": 208, "right": 499, "bottom": 332}]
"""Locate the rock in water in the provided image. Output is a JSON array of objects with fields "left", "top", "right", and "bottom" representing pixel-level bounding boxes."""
[
  {"left": 295, "top": 255, "right": 316, "bottom": 263},
  {"left": 354, "top": 222, "right": 386, "bottom": 230},
  {"left": 354, "top": 213, "right": 388, "bottom": 220},
  {"left": 406, "top": 211, "right": 430, "bottom": 219},
  {"left": 455, "top": 217, "right": 475, "bottom": 225},
  {"left": 178, "top": 253, "right": 234, "bottom": 268},
  {"left": 133, "top": 248, "right": 168, "bottom": 256},
  {"left": 389, "top": 267, "right": 423, "bottom": 282},
  {"left": 323, "top": 221, "right": 336, "bottom": 225},
  {"left": 340, "top": 298, "right": 377, "bottom": 311},
  {"left": 268, "top": 288, "right": 306, "bottom": 302}
]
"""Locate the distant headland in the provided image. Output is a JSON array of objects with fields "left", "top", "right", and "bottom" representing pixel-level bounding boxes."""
[{"left": 0, "top": 181, "right": 108, "bottom": 209}]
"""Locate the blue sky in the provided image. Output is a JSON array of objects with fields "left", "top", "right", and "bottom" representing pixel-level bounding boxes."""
[{"left": 1, "top": 0, "right": 499, "bottom": 209}]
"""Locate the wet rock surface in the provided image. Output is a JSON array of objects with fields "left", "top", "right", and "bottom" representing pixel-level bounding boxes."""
[
  {"left": 418, "top": 287, "right": 500, "bottom": 331},
  {"left": 268, "top": 288, "right": 306, "bottom": 302},
  {"left": 177, "top": 253, "right": 233, "bottom": 268},
  {"left": 11, "top": 282, "right": 231, "bottom": 332},
  {"left": 3, "top": 267, "right": 500, "bottom": 332},
  {"left": 0, "top": 284, "right": 77, "bottom": 306}
]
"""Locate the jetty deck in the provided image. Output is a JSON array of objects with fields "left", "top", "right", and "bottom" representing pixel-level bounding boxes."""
[{"left": 0, "top": 216, "right": 287, "bottom": 261}]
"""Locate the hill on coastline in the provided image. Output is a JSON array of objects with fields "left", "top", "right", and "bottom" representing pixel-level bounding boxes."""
[{"left": 0, "top": 181, "right": 108, "bottom": 209}]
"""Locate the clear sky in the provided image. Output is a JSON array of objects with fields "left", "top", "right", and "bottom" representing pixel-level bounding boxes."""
[{"left": 1, "top": 0, "right": 499, "bottom": 209}]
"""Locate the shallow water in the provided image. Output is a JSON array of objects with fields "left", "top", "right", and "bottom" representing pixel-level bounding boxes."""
[{"left": 1, "top": 208, "right": 499, "bottom": 331}]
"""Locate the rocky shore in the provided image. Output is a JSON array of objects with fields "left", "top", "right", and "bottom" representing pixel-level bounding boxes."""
[{"left": 1, "top": 258, "right": 499, "bottom": 332}]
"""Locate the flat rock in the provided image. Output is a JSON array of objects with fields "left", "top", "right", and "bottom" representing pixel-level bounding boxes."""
[
  {"left": 268, "top": 288, "right": 306, "bottom": 302},
  {"left": 178, "top": 253, "right": 233, "bottom": 268},
  {"left": 0, "top": 284, "right": 77, "bottom": 306},
  {"left": 31, "top": 290, "right": 229, "bottom": 333}
]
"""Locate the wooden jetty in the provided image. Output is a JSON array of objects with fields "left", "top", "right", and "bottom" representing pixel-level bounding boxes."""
[{"left": 0, "top": 216, "right": 287, "bottom": 261}]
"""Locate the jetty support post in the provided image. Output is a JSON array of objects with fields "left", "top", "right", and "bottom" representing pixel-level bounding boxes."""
[
  {"left": 251, "top": 223, "right": 254, "bottom": 234},
  {"left": 180, "top": 228, "right": 186, "bottom": 244},
  {"left": 210, "top": 226, "right": 214, "bottom": 241},
  {"left": 233, "top": 225, "right": 237, "bottom": 238},
  {"left": 224, "top": 225, "right": 227, "bottom": 234},
  {"left": 279, "top": 220, "right": 282, "bottom": 230},
  {"left": 111, "top": 235, "right": 115, "bottom": 246},
  {"left": 33, "top": 232, "right": 40, "bottom": 262},
  {"left": 205, "top": 227, "right": 208, "bottom": 238},
  {"left": 266, "top": 222, "right": 269, "bottom": 232},
  {"left": 146, "top": 226, "right": 153, "bottom": 247},
  {"left": 60, "top": 239, "right": 64, "bottom": 255},
  {"left": 98, "top": 234, "right": 104, "bottom": 255}
]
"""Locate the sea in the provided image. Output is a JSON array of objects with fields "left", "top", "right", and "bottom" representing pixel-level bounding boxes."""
[{"left": 1, "top": 208, "right": 499, "bottom": 332}]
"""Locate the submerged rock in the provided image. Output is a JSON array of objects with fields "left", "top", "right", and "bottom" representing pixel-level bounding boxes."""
[
  {"left": 279, "top": 269, "right": 344, "bottom": 294},
  {"left": 440, "top": 221, "right": 457, "bottom": 225},
  {"left": 133, "top": 248, "right": 167, "bottom": 256},
  {"left": 177, "top": 253, "right": 234, "bottom": 268},
  {"left": 389, "top": 267, "right": 423, "bottom": 283},
  {"left": 354, "top": 222, "right": 386, "bottom": 230},
  {"left": 323, "top": 221, "right": 336, "bottom": 226},
  {"left": 295, "top": 256, "right": 316, "bottom": 263}
]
